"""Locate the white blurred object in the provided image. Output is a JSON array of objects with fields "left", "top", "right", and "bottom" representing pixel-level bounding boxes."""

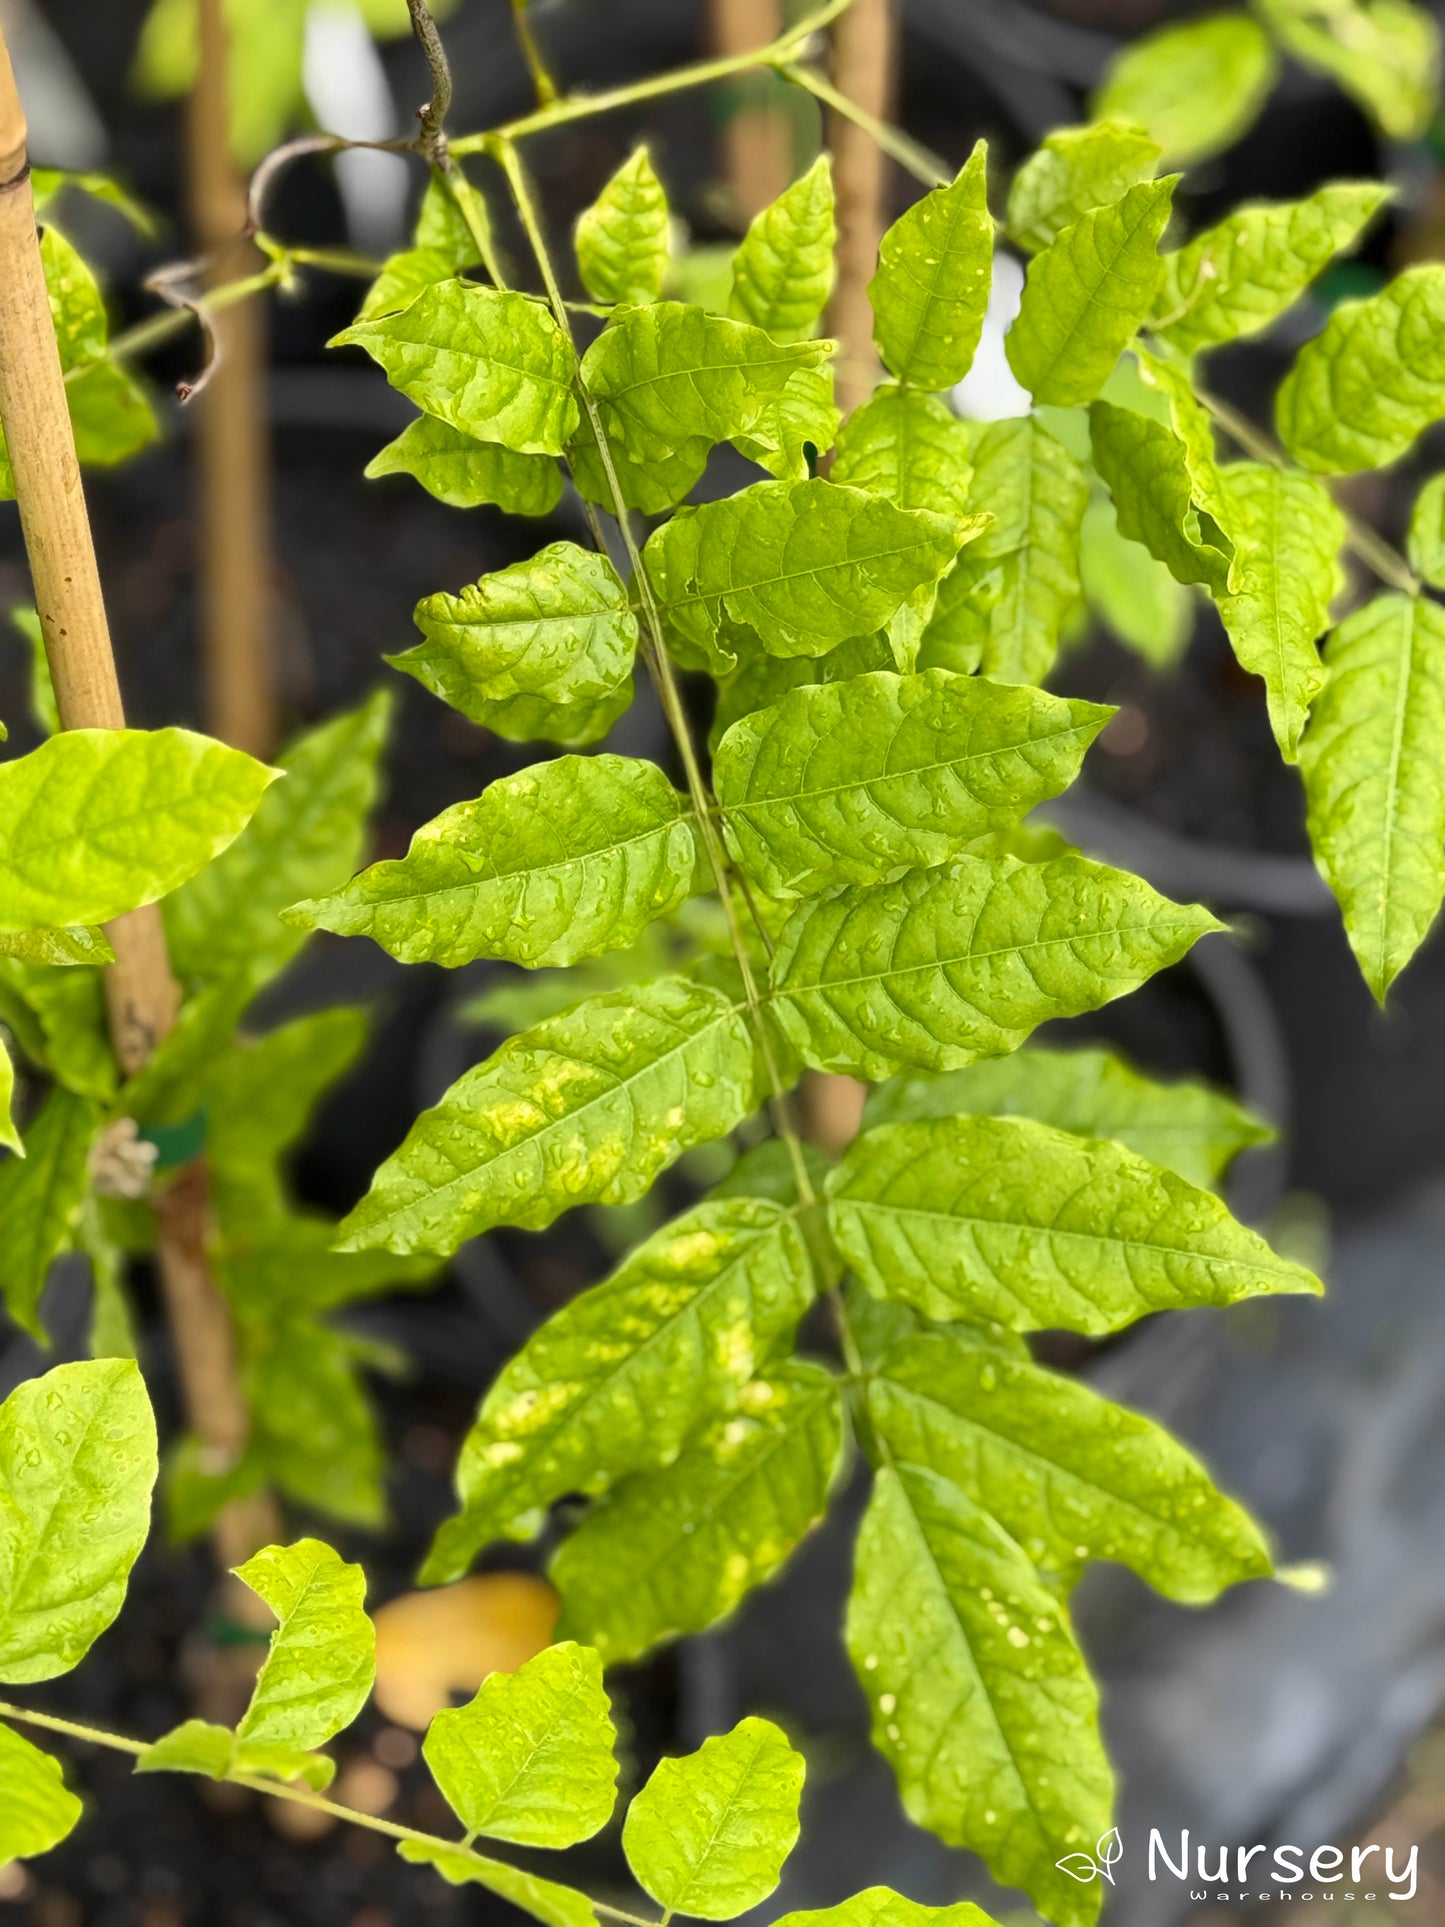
[
  {"left": 0, "top": 0, "right": 106, "bottom": 166},
  {"left": 951, "top": 251, "right": 1031, "bottom": 423},
  {"left": 303, "top": 1, "right": 409, "bottom": 254}
]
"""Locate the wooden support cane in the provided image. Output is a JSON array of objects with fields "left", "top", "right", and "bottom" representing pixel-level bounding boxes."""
[
  {"left": 709, "top": 0, "right": 792, "bottom": 220},
  {"left": 0, "top": 27, "right": 275, "bottom": 1573},
  {"left": 825, "top": 0, "right": 896, "bottom": 414}
]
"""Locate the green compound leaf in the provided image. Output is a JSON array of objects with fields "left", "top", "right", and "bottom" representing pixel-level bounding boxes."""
[
  {"left": 365, "top": 415, "right": 562, "bottom": 516},
  {"left": 623, "top": 1718, "right": 805, "bottom": 1920},
  {"left": 1079, "top": 492, "right": 1193, "bottom": 670},
  {"left": 425, "top": 1195, "right": 817, "bottom": 1583},
  {"left": 332, "top": 284, "right": 580, "bottom": 456},
  {"left": 919, "top": 415, "right": 1087, "bottom": 686},
  {"left": 827, "top": 1115, "right": 1322, "bottom": 1337},
  {"left": 164, "top": 691, "right": 390, "bottom": 985},
  {"left": 1276, "top": 265, "right": 1445, "bottom": 474},
  {"left": 1407, "top": 471, "right": 1445, "bottom": 587},
  {"left": 553, "top": 1361, "right": 845, "bottom": 1665},
  {"left": 399, "top": 1839, "right": 597, "bottom": 1927},
  {"left": 0, "top": 1358, "right": 158, "bottom": 1683},
  {"left": 730, "top": 156, "right": 837, "bottom": 341},
  {"left": 390, "top": 544, "right": 637, "bottom": 716},
  {"left": 576, "top": 146, "right": 671, "bottom": 308},
  {"left": 0, "top": 728, "right": 275, "bottom": 931},
  {"left": 863, "top": 1044, "right": 1273, "bottom": 1192},
  {"left": 1005, "top": 178, "right": 1176, "bottom": 407},
  {"left": 770, "top": 853, "right": 1220, "bottom": 1081},
  {"left": 288, "top": 754, "right": 703, "bottom": 970},
  {"left": 1217, "top": 462, "right": 1344, "bottom": 762},
  {"left": 1258, "top": 0, "right": 1441, "bottom": 140},
  {"left": 1088, "top": 400, "right": 1233, "bottom": 594},
  {"left": 847, "top": 1463, "right": 1111, "bottom": 1927},
  {"left": 831, "top": 384, "right": 975, "bottom": 517},
  {"left": 580, "top": 302, "right": 829, "bottom": 464},
  {"left": 234, "top": 1540, "right": 375, "bottom": 1756},
  {"left": 1300, "top": 592, "right": 1445, "bottom": 1001},
  {"left": 1007, "top": 121, "right": 1161, "bottom": 257},
  {"left": 1154, "top": 182, "right": 1391, "bottom": 358},
  {"left": 866, "top": 1327, "right": 1272, "bottom": 1598},
  {"left": 0, "top": 1088, "right": 98, "bottom": 1340},
  {"left": 645, "top": 477, "right": 965, "bottom": 671},
  {"left": 423, "top": 1641, "right": 617, "bottom": 1847},
  {"left": 713, "top": 669, "right": 1110, "bottom": 897},
  {"left": 869, "top": 143, "right": 993, "bottom": 392},
  {"left": 1090, "top": 12, "right": 1278, "bottom": 165},
  {"left": 0, "top": 1722, "right": 82, "bottom": 1861},
  {"left": 338, "top": 978, "right": 756, "bottom": 1256},
  {"left": 774, "top": 1891, "right": 1003, "bottom": 1927}
]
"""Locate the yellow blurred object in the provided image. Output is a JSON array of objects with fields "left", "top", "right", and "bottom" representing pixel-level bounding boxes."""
[{"left": 373, "top": 1573, "right": 560, "bottom": 1731}]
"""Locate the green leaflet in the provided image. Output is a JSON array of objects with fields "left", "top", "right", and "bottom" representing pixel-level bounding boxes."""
[
  {"left": 863, "top": 1044, "right": 1273, "bottom": 1191},
  {"left": 0, "top": 1359, "right": 158, "bottom": 1683},
  {"left": 338, "top": 978, "right": 756, "bottom": 1255},
  {"left": 164, "top": 691, "right": 390, "bottom": 985},
  {"left": 828, "top": 1115, "right": 1321, "bottom": 1336},
  {"left": 775, "top": 1892, "right": 1002, "bottom": 1927},
  {"left": 869, "top": 144, "right": 992, "bottom": 392},
  {"left": 398, "top": 1839, "right": 597, "bottom": 1927},
  {"left": 831, "top": 385, "right": 975, "bottom": 517},
  {"left": 1154, "top": 183, "right": 1392, "bottom": 358},
  {"left": 1217, "top": 462, "right": 1344, "bottom": 762},
  {"left": 730, "top": 156, "right": 837, "bottom": 341},
  {"left": 918, "top": 414, "right": 1086, "bottom": 686},
  {"left": 391, "top": 545, "right": 637, "bottom": 718},
  {"left": 769, "top": 853, "right": 1220, "bottom": 1080},
  {"left": 623, "top": 1718, "right": 804, "bottom": 1920},
  {"left": 0, "top": 926, "right": 112, "bottom": 965},
  {"left": 569, "top": 408, "right": 710, "bottom": 517},
  {"left": 1088, "top": 401, "right": 1233, "bottom": 594},
  {"left": 32, "top": 167, "right": 159, "bottom": 237},
  {"left": 1079, "top": 492, "right": 1193, "bottom": 669},
  {"left": 0, "top": 1088, "right": 98, "bottom": 1339},
  {"left": 1005, "top": 178, "right": 1176, "bottom": 407},
  {"left": 221, "top": 1212, "right": 435, "bottom": 1319},
  {"left": 732, "top": 362, "right": 842, "bottom": 481},
  {"left": 712, "top": 669, "right": 1110, "bottom": 897},
  {"left": 553, "top": 1361, "right": 845, "bottom": 1664},
  {"left": 0, "top": 1722, "right": 81, "bottom": 1860},
  {"left": 235, "top": 1540, "right": 375, "bottom": 1756},
  {"left": 865, "top": 1328, "right": 1272, "bottom": 1598},
  {"left": 1276, "top": 266, "right": 1445, "bottom": 474},
  {"left": 365, "top": 415, "right": 563, "bottom": 516},
  {"left": 0, "top": 729, "right": 275, "bottom": 931},
  {"left": 1299, "top": 593, "right": 1445, "bottom": 1001},
  {"left": 0, "top": 957, "right": 113, "bottom": 1101},
  {"left": 645, "top": 477, "right": 965, "bottom": 670},
  {"left": 434, "top": 679, "right": 635, "bottom": 750},
  {"left": 848, "top": 1464, "right": 1111, "bottom": 1927},
  {"left": 576, "top": 147, "right": 671, "bottom": 307},
  {"left": 359, "top": 247, "right": 468, "bottom": 323},
  {"left": 1258, "top": 0, "right": 1441, "bottom": 140},
  {"left": 288, "top": 755, "right": 703, "bottom": 969},
  {"left": 1090, "top": 12, "right": 1278, "bottom": 164},
  {"left": 580, "top": 302, "right": 830, "bottom": 464},
  {"left": 710, "top": 633, "right": 898, "bottom": 750},
  {"left": 0, "top": 1034, "right": 18, "bottom": 1155},
  {"left": 1006, "top": 121, "right": 1161, "bottom": 256},
  {"left": 241, "top": 1317, "right": 388, "bottom": 1529},
  {"left": 331, "top": 284, "right": 580, "bottom": 456},
  {"left": 423, "top": 1642, "right": 617, "bottom": 1846},
  {"left": 136, "top": 1715, "right": 335, "bottom": 1791},
  {"left": 1407, "top": 471, "right": 1445, "bottom": 587},
  {"left": 66, "top": 360, "right": 158, "bottom": 473},
  {"left": 423, "top": 1195, "right": 817, "bottom": 1583}
]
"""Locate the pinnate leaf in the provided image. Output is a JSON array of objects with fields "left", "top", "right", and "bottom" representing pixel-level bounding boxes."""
[
  {"left": 828, "top": 1115, "right": 1321, "bottom": 1336},
  {"left": 235, "top": 1539, "right": 375, "bottom": 1756},
  {"left": 869, "top": 144, "right": 992, "bottom": 391},
  {"left": 1008, "top": 121, "right": 1160, "bottom": 256},
  {"left": 365, "top": 415, "right": 562, "bottom": 516},
  {"left": 1005, "top": 178, "right": 1175, "bottom": 407},
  {"left": 0, "top": 1722, "right": 81, "bottom": 1860},
  {"left": 1300, "top": 592, "right": 1445, "bottom": 1000},
  {"left": 424, "top": 1641, "right": 617, "bottom": 1846},
  {"left": 0, "top": 1088, "right": 97, "bottom": 1338},
  {"left": 332, "top": 284, "right": 580, "bottom": 455},
  {"left": 1091, "top": 13, "right": 1277, "bottom": 164},
  {"left": 576, "top": 147, "right": 670, "bottom": 307},
  {"left": 730, "top": 156, "right": 836, "bottom": 340},
  {"left": 623, "top": 1718, "right": 804, "bottom": 1919},
  {"left": 713, "top": 669, "right": 1110, "bottom": 897},
  {"left": 289, "top": 755, "right": 702, "bottom": 969},
  {"left": 770, "top": 853, "right": 1220, "bottom": 1080},
  {"left": 0, "top": 1359, "right": 158, "bottom": 1683}
]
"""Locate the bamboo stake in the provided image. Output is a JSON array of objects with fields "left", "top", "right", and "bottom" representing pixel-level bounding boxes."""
[
  {"left": 709, "top": 0, "right": 792, "bottom": 220},
  {"left": 187, "top": 0, "right": 277, "bottom": 760},
  {"left": 824, "top": 0, "right": 895, "bottom": 413},
  {"left": 0, "top": 27, "right": 274, "bottom": 1572}
]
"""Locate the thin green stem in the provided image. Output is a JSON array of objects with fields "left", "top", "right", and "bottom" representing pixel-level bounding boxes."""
[
  {"left": 0, "top": 1699, "right": 146, "bottom": 1756},
  {"left": 510, "top": 0, "right": 560, "bottom": 107},
  {"left": 777, "top": 62, "right": 949, "bottom": 190}
]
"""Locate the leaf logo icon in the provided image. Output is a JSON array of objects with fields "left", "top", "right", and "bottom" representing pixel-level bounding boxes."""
[{"left": 1056, "top": 1828, "right": 1123, "bottom": 1885}]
